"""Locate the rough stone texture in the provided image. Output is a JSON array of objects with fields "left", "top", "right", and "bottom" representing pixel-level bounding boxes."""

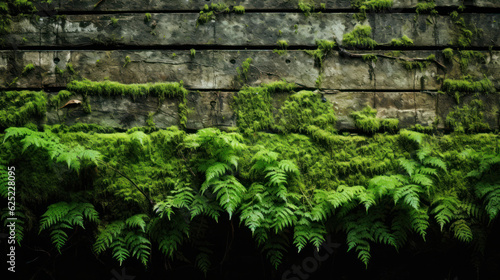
[
  {"left": 2, "top": 50, "right": 500, "bottom": 91},
  {"left": 327, "top": 91, "right": 374, "bottom": 130},
  {"left": 6, "top": 13, "right": 500, "bottom": 48},
  {"left": 45, "top": 94, "right": 179, "bottom": 129},
  {"left": 186, "top": 91, "right": 236, "bottom": 130},
  {"left": 374, "top": 92, "right": 416, "bottom": 128},
  {"left": 54, "top": 0, "right": 500, "bottom": 12}
]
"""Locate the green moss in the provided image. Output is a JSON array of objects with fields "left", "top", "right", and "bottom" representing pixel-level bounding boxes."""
[
  {"left": 197, "top": 3, "right": 237, "bottom": 26},
  {"left": 277, "top": 90, "right": 337, "bottom": 134},
  {"left": 21, "top": 63, "right": 35, "bottom": 75},
  {"left": 381, "top": 118, "right": 399, "bottom": 132},
  {"left": 442, "top": 77, "right": 495, "bottom": 104},
  {"left": 236, "top": 58, "right": 253, "bottom": 83},
  {"left": 144, "top": 13, "right": 152, "bottom": 23},
  {"left": 391, "top": 35, "right": 414, "bottom": 47},
  {"left": 362, "top": 54, "right": 378, "bottom": 62},
  {"left": 401, "top": 61, "right": 430, "bottom": 71},
  {"left": 343, "top": 25, "right": 377, "bottom": 49},
  {"left": 458, "top": 51, "right": 486, "bottom": 73},
  {"left": 350, "top": 106, "right": 380, "bottom": 133},
  {"left": 233, "top": 81, "right": 296, "bottom": 134},
  {"left": 47, "top": 123, "right": 117, "bottom": 134},
  {"left": 190, "top": 48, "right": 196, "bottom": 58},
  {"left": 49, "top": 90, "right": 74, "bottom": 108},
  {"left": 442, "top": 48, "right": 454, "bottom": 61},
  {"left": 320, "top": 3, "right": 326, "bottom": 10},
  {"left": 350, "top": 0, "right": 393, "bottom": 21},
  {"left": 416, "top": 1, "right": 437, "bottom": 15},
  {"left": 110, "top": 17, "right": 118, "bottom": 26},
  {"left": 123, "top": 56, "right": 131, "bottom": 68},
  {"left": 385, "top": 50, "right": 402, "bottom": 57},
  {"left": 446, "top": 99, "right": 489, "bottom": 133},
  {"left": 277, "top": 39, "right": 288, "bottom": 49},
  {"left": 233, "top": 5, "right": 245, "bottom": 14},
  {"left": 146, "top": 112, "right": 156, "bottom": 128},
  {"left": 304, "top": 39, "right": 336, "bottom": 68},
  {"left": 0, "top": 90, "right": 47, "bottom": 129},
  {"left": 67, "top": 80, "right": 189, "bottom": 128},
  {"left": 298, "top": 1, "right": 315, "bottom": 17}
]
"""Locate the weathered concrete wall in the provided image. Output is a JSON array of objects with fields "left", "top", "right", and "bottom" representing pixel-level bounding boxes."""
[
  {"left": 1, "top": 0, "right": 499, "bottom": 131},
  {"left": 53, "top": 0, "right": 500, "bottom": 12},
  {"left": 2, "top": 50, "right": 498, "bottom": 90},
  {"left": 4, "top": 13, "right": 500, "bottom": 48}
]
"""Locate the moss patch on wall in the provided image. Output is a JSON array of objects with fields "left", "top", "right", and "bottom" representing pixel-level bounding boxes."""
[
  {"left": 342, "top": 25, "right": 378, "bottom": 49},
  {"left": 0, "top": 90, "right": 47, "bottom": 129}
]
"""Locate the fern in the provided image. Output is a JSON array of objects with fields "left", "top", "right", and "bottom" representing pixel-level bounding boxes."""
[
  {"left": 3, "top": 127, "right": 101, "bottom": 173},
  {"left": 94, "top": 215, "right": 152, "bottom": 266},
  {"left": 474, "top": 182, "right": 500, "bottom": 221},
  {"left": 40, "top": 202, "right": 99, "bottom": 252},
  {"left": 431, "top": 195, "right": 460, "bottom": 230}
]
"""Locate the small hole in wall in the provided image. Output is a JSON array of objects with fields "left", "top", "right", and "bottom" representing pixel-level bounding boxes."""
[
  {"left": 285, "top": 59, "right": 291, "bottom": 64},
  {"left": 230, "top": 59, "right": 236, "bottom": 64},
  {"left": 53, "top": 57, "right": 60, "bottom": 64}
]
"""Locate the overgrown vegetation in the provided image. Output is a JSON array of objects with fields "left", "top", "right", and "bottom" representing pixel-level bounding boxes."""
[
  {"left": 2, "top": 122, "right": 500, "bottom": 275},
  {"left": 342, "top": 25, "right": 378, "bottom": 49},
  {"left": 441, "top": 76, "right": 495, "bottom": 104},
  {"left": 446, "top": 99, "right": 489, "bottom": 133},
  {"left": 350, "top": 0, "right": 393, "bottom": 21},
  {"left": 350, "top": 106, "right": 399, "bottom": 133}
]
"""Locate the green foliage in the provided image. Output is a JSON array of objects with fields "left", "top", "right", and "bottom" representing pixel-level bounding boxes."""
[
  {"left": 67, "top": 80, "right": 189, "bottom": 128},
  {"left": 21, "top": 63, "right": 35, "bottom": 75},
  {"left": 277, "top": 90, "right": 337, "bottom": 134},
  {"left": 40, "top": 202, "right": 99, "bottom": 252},
  {"left": 442, "top": 48, "right": 454, "bottom": 60},
  {"left": 416, "top": 1, "right": 437, "bottom": 15},
  {"left": 304, "top": 39, "right": 336, "bottom": 68},
  {"left": 123, "top": 56, "right": 131, "bottom": 68},
  {"left": 458, "top": 50, "right": 486, "bottom": 73},
  {"left": 144, "top": 13, "right": 151, "bottom": 23},
  {"left": 236, "top": 58, "right": 253, "bottom": 83},
  {"left": 0, "top": 90, "right": 47, "bottom": 130},
  {"left": 391, "top": 35, "right": 414, "bottom": 47},
  {"left": 298, "top": 1, "right": 315, "bottom": 16},
  {"left": 197, "top": 3, "right": 240, "bottom": 26},
  {"left": 350, "top": 106, "right": 399, "bottom": 133},
  {"left": 351, "top": 0, "right": 393, "bottom": 21},
  {"left": 110, "top": 17, "right": 118, "bottom": 26},
  {"left": 233, "top": 81, "right": 296, "bottom": 134},
  {"left": 233, "top": 5, "right": 245, "bottom": 14},
  {"left": 343, "top": 25, "right": 378, "bottom": 49},
  {"left": 442, "top": 76, "right": 495, "bottom": 104},
  {"left": 190, "top": 48, "right": 196, "bottom": 57},
  {"left": 446, "top": 99, "right": 489, "bottom": 133}
]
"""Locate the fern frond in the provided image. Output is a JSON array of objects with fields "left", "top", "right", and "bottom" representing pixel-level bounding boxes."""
[
  {"left": 125, "top": 214, "right": 149, "bottom": 232},
  {"left": 423, "top": 156, "right": 447, "bottom": 172},
  {"left": 409, "top": 207, "right": 429, "bottom": 240},
  {"left": 111, "top": 236, "right": 130, "bottom": 266},
  {"left": 190, "top": 194, "right": 221, "bottom": 222},
  {"left": 450, "top": 219, "right": 473, "bottom": 243},
  {"left": 399, "top": 158, "right": 417, "bottom": 177},
  {"left": 195, "top": 251, "right": 212, "bottom": 276},
  {"left": 124, "top": 231, "right": 151, "bottom": 266},
  {"left": 475, "top": 182, "right": 500, "bottom": 220},
  {"left": 400, "top": 129, "right": 424, "bottom": 145},
  {"left": 393, "top": 184, "right": 422, "bottom": 209},
  {"left": 93, "top": 221, "right": 125, "bottom": 254},
  {"left": 431, "top": 195, "right": 460, "bottom": 230},
  {"left": 212, "top": 175, "right": 246, "bottom": 219}
]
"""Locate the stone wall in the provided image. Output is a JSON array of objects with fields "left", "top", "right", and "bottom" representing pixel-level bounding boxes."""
[{"left": 1, "top": 0, "right": 499, "bottom": 131}]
